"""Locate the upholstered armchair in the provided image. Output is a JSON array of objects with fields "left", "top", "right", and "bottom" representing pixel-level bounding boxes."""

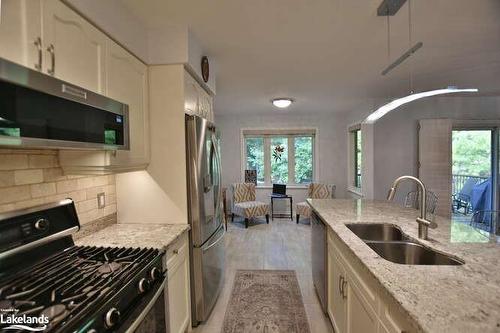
[
  {"left": 296, "top": 183, "right": 336, "bottom": 223},
  {"left": 231, "top": 183, "right": 270, "bottom": 228}
]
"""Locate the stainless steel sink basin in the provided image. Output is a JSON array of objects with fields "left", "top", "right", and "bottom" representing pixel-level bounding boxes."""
[
  {"left": 345, "top": 223, "right": 464, "bottom": 265},
  {"left": 345, "top": 223, "right": 410, "bottom": 242},
  {"left": 366, "top": 241, "right": 464, "bottom": 266}
]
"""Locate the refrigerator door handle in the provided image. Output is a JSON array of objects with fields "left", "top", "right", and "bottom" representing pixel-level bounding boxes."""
[
  {"left": 212, "top": 132, "right": 223, "bottom": 220},
  {"left": 202, "top": 227, "right": 225, "bottom": 253}
]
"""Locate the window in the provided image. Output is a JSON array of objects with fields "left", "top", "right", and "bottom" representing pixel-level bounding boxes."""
[
  {"left": 351, "top": 128, "right": 362, "bottom": 188},
  {"left": 243, "top": 129, "right": 315, "bottom": 185}
]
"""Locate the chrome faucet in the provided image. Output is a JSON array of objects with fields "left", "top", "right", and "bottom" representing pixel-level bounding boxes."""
[{"left": 387, "top": 175, "right": 433, "bottom": 240}]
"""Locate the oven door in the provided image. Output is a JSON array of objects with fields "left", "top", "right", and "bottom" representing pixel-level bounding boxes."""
[{"left": 120, "top": 278, "right": 169, "bottom": 333}]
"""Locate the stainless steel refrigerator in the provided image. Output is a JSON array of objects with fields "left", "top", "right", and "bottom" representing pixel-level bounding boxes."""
[{"left": 185, "top": 114, "right": 225, "bottom": 326}]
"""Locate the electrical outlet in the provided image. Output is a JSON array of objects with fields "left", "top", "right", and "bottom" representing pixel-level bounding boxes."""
[{"left": 97, "top": 192, "right": 106, "bottom": 209}]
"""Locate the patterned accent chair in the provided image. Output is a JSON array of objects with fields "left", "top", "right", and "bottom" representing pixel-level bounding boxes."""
[
  {"left": 296, "top": 183, "right": 336, "bottom": 223},
  {"left": 231, "top": 183, "right": 270, "bottom": 228}
]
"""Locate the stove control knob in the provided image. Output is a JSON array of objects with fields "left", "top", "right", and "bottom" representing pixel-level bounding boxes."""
[
  {"left": 105, "top": 308, "right": 120, "bottom": 328},
  {"left": 138, "top": 278, "right": 150, "bottom": 293},
  {"left": 34, "top": 218, "right": 49, "bottom": 231},
  {"left": 150, "top": 267, "right": 162, "bottom": 281}
]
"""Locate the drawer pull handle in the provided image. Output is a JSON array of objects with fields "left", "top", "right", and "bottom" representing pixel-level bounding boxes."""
[
  {"left": 172, "top": 249, "right": 179, "bottom": 255},
  {"left": 342, "top": 279, "right": 348, "bottom": 299}
]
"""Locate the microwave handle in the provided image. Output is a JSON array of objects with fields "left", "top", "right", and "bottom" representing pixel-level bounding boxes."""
[{"left": 124, "top": 277, "right": 167, "bottom": 333}]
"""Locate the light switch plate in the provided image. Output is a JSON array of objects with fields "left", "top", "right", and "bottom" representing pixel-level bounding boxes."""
[{"left": 97, "top": 192, "right": 106, "bottom": 209}]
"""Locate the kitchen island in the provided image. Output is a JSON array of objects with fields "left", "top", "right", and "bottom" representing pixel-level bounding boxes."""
[{"left": 308, "top": 199, "right": 500, "bottom": 333}]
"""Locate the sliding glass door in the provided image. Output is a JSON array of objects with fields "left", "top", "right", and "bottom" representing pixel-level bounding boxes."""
[{"left": 452, "top": 128, "right": 499, "bottom": 234}]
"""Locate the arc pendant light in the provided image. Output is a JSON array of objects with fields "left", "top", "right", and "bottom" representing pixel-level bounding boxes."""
[{"left": 365, "top": 0, "right": 478, "bottom": 124}]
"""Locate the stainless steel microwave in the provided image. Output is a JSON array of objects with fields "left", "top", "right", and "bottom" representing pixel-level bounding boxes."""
[{"left": 0, "top": 57, "right": 129, "bottom": 150}]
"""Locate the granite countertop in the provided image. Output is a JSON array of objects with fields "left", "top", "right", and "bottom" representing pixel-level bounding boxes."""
[
  {"left": 75, "top": 223, "right": 190, "bottom": 250},
  {"left": 308, "top": 198, "right": 500, "bottom": 333}
]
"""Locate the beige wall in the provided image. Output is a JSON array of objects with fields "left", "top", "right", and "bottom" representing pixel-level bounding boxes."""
[
  {"left": 0, "top": 149, "right": 116, "bottom": 226},
  {"left": 116, "top": 64, "right": 188, "bottom": 224}
]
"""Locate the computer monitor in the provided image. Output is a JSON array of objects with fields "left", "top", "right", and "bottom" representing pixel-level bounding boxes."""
[{"left": 272, "top": 184, "right": 287, "bottom": 196}]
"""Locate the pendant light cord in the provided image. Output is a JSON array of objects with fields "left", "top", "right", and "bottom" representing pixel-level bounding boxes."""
[{"left": 408, "top": 0, "right": 414, "bottom": 94}]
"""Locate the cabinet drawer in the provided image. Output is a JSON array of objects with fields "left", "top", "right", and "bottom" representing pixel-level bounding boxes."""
[{"left": 166, "top": 233, "right": 188, "bottom": 269}]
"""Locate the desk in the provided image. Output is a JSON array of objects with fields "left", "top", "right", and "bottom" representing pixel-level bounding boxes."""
[{"left": 270, "top": 195, "right": 293, "bottom": 221}]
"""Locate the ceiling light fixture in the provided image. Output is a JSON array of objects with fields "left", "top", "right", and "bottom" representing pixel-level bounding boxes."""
[
  {"left": 364, "top": 87, "right": 479, "bottom": 124},
  {"left": 272, "top": 98, "right": 293, "bottom": 108}
]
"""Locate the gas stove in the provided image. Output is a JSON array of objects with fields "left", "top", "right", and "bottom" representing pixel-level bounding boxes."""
[{"left": 0, "top": 199, "right": 168, "bottom": 333}]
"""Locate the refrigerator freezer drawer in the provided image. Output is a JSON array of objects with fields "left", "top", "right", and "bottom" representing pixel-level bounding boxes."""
[{"left": 191, "top": 225, "right": 225, "bottom": 324}]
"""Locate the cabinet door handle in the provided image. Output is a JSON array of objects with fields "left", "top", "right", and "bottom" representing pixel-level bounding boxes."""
[
  {"left": 172, "top": 249, "right": 179, "bottom": 255},
  {"left": 47, "top": 44, "right": 55, "bottom": 75},
  {"left": 338, "top": 275, "right": 343, "bottom": 296},
  {"left": 34, "top": 37, "right": 42, "bottom": 70},
  {"left": 342, "top": 279, "right": 348, "bottom": 299}
]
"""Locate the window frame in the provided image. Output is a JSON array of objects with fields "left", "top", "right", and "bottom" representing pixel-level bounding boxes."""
[
  {"left": 348, "top": 125, "right": 362, "bottom": 191},
  {"left": 241, "top": 128, "right": 317, "bottom": 187}
]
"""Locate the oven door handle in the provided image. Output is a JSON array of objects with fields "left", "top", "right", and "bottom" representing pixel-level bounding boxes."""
[{"left": 124, "top": 277, "right": 167, "bottom": 333}]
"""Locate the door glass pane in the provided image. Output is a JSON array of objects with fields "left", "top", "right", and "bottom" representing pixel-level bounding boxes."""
[
  {"left": 452, "top": 130, "right": 492, "bottom": 227},
  {"left": 355, "top": 130, "right": 362, "bottom": 188},
  {"left": 294, "top": 136, "right": 313, "bottom": 184},
  {"left": 271, "top": 137, "right": 288, "bottom": 184},
  {"left": 245, "top": 137, "right": 264, "bottom": 183}
]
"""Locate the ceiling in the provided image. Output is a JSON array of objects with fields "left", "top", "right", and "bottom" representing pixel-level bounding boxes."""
[{"left": 104, "top": 0, "right": 500, "bottom": 115}]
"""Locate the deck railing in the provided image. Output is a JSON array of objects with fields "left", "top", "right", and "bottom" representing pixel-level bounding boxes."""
[{"left": 452, "top": 174, "right": 488, "bottom": 194}]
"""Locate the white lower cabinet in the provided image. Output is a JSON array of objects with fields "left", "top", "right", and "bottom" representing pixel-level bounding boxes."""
[
  {"left": 327, "top": 228, "right": 413, "bottom": 333},
  {"left": 166, "top": 233, "right": 191, "bottom": 333},
  {"left": 328, "top": 244, "right": 347, "bottom": 333},
  {"left": 346, "top": 276, "right": 378, "bottom": 333}
]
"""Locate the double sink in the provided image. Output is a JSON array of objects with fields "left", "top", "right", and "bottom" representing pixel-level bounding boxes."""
[{"left": 345, "top": 224, "right": 464, "bottom": 266}]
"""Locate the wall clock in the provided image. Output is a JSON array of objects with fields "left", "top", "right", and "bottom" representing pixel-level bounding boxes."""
[{"left": 201, "top": 56, "right": 209, "bottom": 83}]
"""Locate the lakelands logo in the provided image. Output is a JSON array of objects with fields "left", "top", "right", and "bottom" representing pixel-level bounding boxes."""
[{"left": 0, "top": 308, "right": 49, "bottom": 332}]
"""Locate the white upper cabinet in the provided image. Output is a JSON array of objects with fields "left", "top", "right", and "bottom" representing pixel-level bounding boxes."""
[
  {"left": 106, "top": 40, "right": 149, "bottom": 168},
  {"left": 0, "top": 0, "right": 42, "bottom": 70},
  {"left": 184, "top": 71, "right": 199, "bottom": 115},
  {"left": 42, "top": 0, "right": 106, "bottom": 93},
  {"left": 184, "top": 70, "right": 213, "bottom": 121}
]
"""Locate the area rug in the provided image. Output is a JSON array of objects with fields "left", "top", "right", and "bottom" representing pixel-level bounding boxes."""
[{"left": 222, "top": 270, "right": 310, "bottom": 333}]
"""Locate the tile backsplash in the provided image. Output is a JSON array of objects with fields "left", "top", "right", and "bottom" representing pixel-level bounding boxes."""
[{"left": 0, "top": 149, "right": 117, "bottom": 229}]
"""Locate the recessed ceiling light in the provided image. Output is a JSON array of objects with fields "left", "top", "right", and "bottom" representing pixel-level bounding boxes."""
[{"left": 272, "top": 98, "right": 293, "bottom": 108}]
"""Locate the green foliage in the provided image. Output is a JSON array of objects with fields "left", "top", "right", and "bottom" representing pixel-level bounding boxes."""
[
  {"left": 452, "top": 131, "right": 491, "bottom": 176},
  {"left": 245, "top": 135, "right": 314, "bottom": 184},
  {"left": 271, "top": 137, "right": 288, "bottom": 183},
  {"left": 295, "top": 137, "right": 313, "bottom": 184},
  {"left": 355, "top": 130, "right": 362, "bottom": 187},
  {"left": 246, "top": 137, "right": 264, "bottom": 183}
]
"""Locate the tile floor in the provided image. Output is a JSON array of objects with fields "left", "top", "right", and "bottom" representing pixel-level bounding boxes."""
[{"left": 192, "top": 216, "right": 333, "bottom": 333}]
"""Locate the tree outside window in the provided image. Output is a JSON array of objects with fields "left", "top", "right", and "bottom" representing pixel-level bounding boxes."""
[
  {"left": 245, "top": 137, "right": 265, "bottom": 183},
  {"left": 353, "top": 129, "right": 362, "bottom": 188},
  {"left": 244, "top": 131, "right": 315, "bottom": 185},
  {"left": 271, "top": 137, "right": 288, "bottom": 183}
]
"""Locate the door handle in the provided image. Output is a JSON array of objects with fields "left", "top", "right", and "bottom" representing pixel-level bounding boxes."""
[
  {"left": 202, "top": 227, "right": 225, "bottom": 253},
  {"left": 34, "top": 37, "right": 42, "bottom": 70},
  {"left": 47, "top": 44, "right": 55, "bottom": 75}
]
